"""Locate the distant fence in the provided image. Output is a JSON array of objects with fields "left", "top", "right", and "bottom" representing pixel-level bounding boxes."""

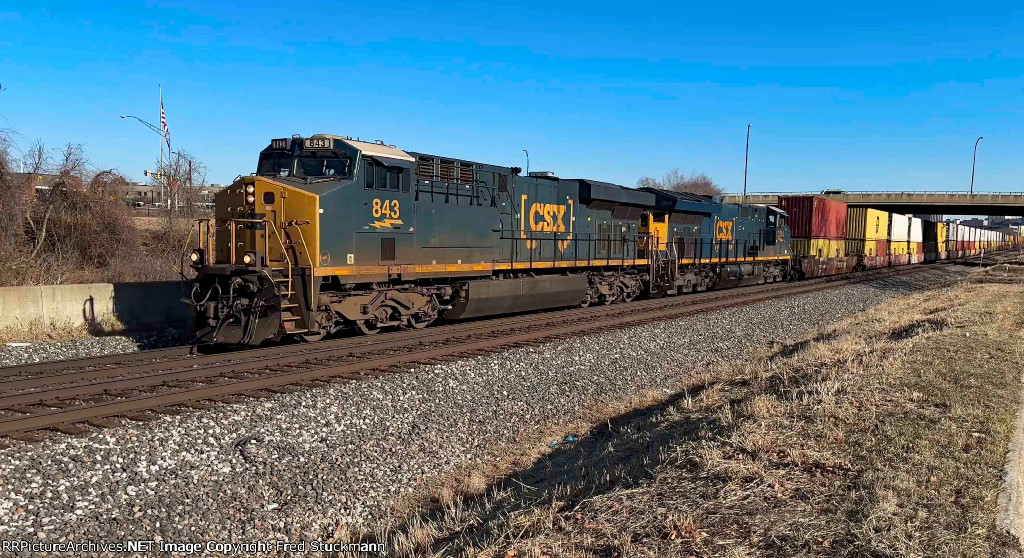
[{"left": 0, "top": 281, "right": 192, "bottom": 331}]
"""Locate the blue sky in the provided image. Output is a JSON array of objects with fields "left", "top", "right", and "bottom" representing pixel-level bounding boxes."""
[{"left": 1, "top": 1, "right": 1022, "bottom": 193}]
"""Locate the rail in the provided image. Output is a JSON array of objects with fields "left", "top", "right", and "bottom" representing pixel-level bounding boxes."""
[{"left": 725, "top": 191, "right": 1024, "bottom": 197}]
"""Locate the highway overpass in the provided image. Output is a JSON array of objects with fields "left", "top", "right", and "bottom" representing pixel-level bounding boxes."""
[{"left": 722, "top": 192, "right": 1024, "bottom": 216}]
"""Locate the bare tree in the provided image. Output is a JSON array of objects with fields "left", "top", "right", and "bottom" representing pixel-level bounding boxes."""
[
  {"left": 150, "top": 150, "right": 209, "bottom": 279},
  {"left": 636, "top": 176, "right": 660, "bottom": 189},
  {"left": 636, "top": 168, "right": 724, "bottom": 196}
]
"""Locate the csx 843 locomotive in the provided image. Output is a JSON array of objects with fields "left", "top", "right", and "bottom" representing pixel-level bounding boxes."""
[{"left": 188, "top": 134, "right": 791, "bottom": 345}]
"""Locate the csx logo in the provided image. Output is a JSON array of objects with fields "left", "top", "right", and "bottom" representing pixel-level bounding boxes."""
[
  {"left": 530, "top": 203, "right": 566, "bottom": 232},
  {"left": 716, "top": 220, "right": 734, "bottom": 240},
  {"left": 521, "top": 195, "right": 573, "bottom": 250}
]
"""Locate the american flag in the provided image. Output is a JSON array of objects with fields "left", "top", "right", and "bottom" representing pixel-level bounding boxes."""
[{"left": 160, "top": 92, "right": 170, "bottom": 150}]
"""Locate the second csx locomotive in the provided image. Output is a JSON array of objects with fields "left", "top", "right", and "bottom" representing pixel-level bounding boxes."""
[{"left": 187, "top": 134, "right": 792, "bottom": 345}]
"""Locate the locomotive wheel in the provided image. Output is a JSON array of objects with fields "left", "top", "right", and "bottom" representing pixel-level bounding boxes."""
[
  {"left": 300, "top": 310, "right": 330, "bottom": 342},
  {"left": 300, "top": 329, "right": 326, "bottom": 342},
  {"left": 405, "top": 314, "right": 433, "bottom": 329},
  {"left": 355, "top": 319, "right": 381, "bottom": 335}
]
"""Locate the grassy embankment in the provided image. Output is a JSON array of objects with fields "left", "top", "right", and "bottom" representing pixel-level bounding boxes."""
[{"left": 368, "top": 264, "right": 1024, "bottom": 557}]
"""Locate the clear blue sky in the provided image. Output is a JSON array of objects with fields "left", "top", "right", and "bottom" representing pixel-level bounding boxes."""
[{"left": 1, "top": 1, "right": 1022, "bottom": 193}]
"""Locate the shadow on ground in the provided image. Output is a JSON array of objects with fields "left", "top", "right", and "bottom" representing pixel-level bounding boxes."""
[{"left": 379, "top": 380, "right": 740, "bottom": 554}]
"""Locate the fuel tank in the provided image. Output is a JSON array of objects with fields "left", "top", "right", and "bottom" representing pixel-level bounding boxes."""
[{"left": 444, "top": 275, "right": 588, "bottom": 320}]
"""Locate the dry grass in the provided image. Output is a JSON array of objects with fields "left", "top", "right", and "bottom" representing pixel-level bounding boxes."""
[
  {"left": 0, "top": 316, "right": 125, "bottom": 344},
  {"left": 359, "top": 265, "right": 1024, "bottom": 557}
]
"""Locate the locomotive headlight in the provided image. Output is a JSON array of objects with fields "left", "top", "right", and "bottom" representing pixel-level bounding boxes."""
[
  {"left": 189, "top": 249, "right": 204, "bottom": 266},
  {"left": 245, "top": 184, "right": 255, "bottom": 194},
  {"left": 245, "top": 194, "right": 256, "bottom": 204},
  {"left": 242, "top": 251, "right": 257, "bottom": 266}
]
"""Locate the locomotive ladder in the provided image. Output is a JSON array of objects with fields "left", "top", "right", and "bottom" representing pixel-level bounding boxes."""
[
  {"left": 229, "top": 217, "right": 312, "bottom": 335},
  {"left": 274, "top": 220, "right": 315, "bottom": 335}
]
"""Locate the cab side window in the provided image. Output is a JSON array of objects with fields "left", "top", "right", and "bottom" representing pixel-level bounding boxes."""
[
  {"left": 364, "top": 160, "right": 407, "bottom": 192},
  {"left": 364, "top": 160, "right": 375, "bottom": 190}
]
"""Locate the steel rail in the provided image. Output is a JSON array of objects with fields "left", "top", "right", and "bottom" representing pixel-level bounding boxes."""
[
  {"left": 0, "top": 262, "right": 967, "bottom": 437},
  {"left": 0, "top": 264, "right": 914, "bottom": 393},
  {"left": 3, "top": 251, "right": 1013, "bottom": 389}
]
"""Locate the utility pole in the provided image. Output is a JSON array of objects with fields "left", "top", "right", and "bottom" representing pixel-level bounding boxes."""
[
  {"left": 743, "top": 124, "right": 751, "bottom": 201},
  {"left": 971, "top": 136, "right": 983, "bottom": 194}
]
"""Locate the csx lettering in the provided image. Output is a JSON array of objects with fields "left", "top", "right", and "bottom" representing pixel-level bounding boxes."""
[
  {"left": 528, "top": 203, "right": 566, "bottom": 232},
  {"left": 716, "top": 221, "right": 734, "bottom": 240}
]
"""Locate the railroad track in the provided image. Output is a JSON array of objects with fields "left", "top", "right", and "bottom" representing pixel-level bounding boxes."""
[{"left": 0, "top": 259, "right": 1003, "bottom": 441}]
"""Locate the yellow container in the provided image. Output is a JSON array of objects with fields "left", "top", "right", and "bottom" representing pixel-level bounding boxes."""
[
  {"left": 864, "top": 239, "right": 886, "bottom": 257},
  {"left": 890, "top": 241, "right": 909, "bottom": 256},
  {"left": 936, "top": 222, "right": 948, "bottom": 248},
  {"left": 792, "top": 238, "right": 846, "bottom": 258},
  {"left": 846, "top": 207, "right": 890, "bottom": 241}
]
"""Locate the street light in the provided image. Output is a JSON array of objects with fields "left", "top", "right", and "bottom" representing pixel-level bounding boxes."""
[
  {"left": 119, "top": 115, "right": 162, "bottom": 136},
  {"left": 970, "top": 136, "right": 983, "bottom": 194},
  {"left": 120, "top": 114, "right": 169, "bottom": 208}
]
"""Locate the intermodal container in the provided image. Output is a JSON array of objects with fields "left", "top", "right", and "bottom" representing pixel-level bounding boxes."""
[
  {"left": 890, "top": 213, "right": 910, "bottom": 242},
  {"left": 791, "top": 238, "right": 846, "bottom": 259},
  {"left": 846, "top": 207, "right": 889, "bottom": 241},
  {"left": 845, "top": 238, "right": 890, "bottom": 268},
  {"left": 946, "top": 223, "right": 956, "bottom": 253},
  {"left": 935, "top": 222, "right": 948, "bottom": 258},
  {"left": 910, "top": 217, "right": 923, "bottom": 243},
  {"left": 778, "top": 196, "right": 848, "bottom": 239}
]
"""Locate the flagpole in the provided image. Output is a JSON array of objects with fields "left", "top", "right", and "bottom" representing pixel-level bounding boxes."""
[{"left": 159, "top": 85, "right": 165, "bottom": 210}]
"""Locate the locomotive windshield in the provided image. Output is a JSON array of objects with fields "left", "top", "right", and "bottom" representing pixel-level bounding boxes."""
[
  {"left": 257, "top": 153, "right": 293, "bottom": 177},
  {"left": 295, "top": 153, "right": 352, "bottom": 179},
  {"left": 256, "top": 152, "right": 353, "bottom": 180}
]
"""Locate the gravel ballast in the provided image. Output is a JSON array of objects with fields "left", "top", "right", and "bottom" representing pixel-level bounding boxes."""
[
  {"left": 0, "top": 266, "right": 971, "bottom": 548},
  {"left": 0, "top": 329, "right": 186, "bottom": 368}
]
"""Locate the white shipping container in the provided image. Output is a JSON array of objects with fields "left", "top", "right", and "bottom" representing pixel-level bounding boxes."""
[
  {"left": 957, "top": 225, "right": 967, "bottom": 241},
  {"left": 890, "top": 213, "right": 911, "bottom": 242},
  {"left": 910, "top": 217, "right": 923, "bottom": 243}
]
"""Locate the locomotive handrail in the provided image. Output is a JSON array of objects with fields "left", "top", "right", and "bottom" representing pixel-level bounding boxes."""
[
  {"left": 490, "top": 228, "right": 653, "bottom": 268},
  {"left": 217, "top": 217, "right": 296, "bottom": 301}
]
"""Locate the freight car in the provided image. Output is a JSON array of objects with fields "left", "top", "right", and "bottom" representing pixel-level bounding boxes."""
[{"left": 187, "top": 135, "right": 792, "bottom": 345}]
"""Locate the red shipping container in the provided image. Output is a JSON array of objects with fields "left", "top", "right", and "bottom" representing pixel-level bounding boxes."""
[{"left": 777, "top": 196, "right": 848, "bottom": 239}]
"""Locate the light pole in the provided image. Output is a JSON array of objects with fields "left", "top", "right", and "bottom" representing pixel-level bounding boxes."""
[
  {"left": 743, "top": 124, "right": 751, "bottom": 201},
  {"left": 121, "top": 114, "right": 167, "bottom": 207},
  {"left": 970, "top": 136, "right": 983, "bottom": 194},
  {"left": 523, "top": 149, "right": 529, "bottom": 176}
]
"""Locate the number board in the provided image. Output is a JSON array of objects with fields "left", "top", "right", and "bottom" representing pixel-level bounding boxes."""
[
  {"left": 270, "top": 138, "right": 288, "bottom": 150},
  {"left": 303, "top": 138, "right": 333, "bottom": 150}
]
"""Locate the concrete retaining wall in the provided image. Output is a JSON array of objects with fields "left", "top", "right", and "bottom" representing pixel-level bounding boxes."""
[{"left": 0, "top": 281, "right": 191, "bottom": 330}]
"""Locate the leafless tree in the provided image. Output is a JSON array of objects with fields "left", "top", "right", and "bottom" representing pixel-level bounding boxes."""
[
  {"left": 636, "top": 168, "right": 724, "bottom": 196},
  {"left": 150, "top": 149, "right": 210, "bottom": 279}
]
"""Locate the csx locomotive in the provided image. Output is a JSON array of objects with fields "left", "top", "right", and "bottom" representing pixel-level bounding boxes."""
[{"left": 187, "top": 134, "right": 792, "bottom": 345}]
